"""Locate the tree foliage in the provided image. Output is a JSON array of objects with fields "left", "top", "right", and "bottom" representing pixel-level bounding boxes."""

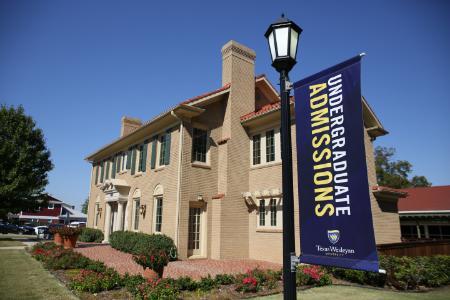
[
  {"left": 375, "top": 146, "right": 431, "bottom": 189},
  {"left": 81, "top": 197, "right": 89, "bottom": 214},
  {"left": 0, "top": 105, "right": 53, "bottom": 216}
]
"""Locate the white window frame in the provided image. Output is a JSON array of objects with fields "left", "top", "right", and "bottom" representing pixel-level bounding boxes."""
[
  {"left": 132, "top": 197, "right": 140, "bottom": 232},
  {"left": 137, "top": 144, "right": 145, "bottom": 173},
  {"left": 250, "top": 127, "right": 281, "bottom": 167},
  {"left": 153, "top": 196, "right": 163, "bottom": 233},
  {"left": 191, "top": 127, "right": 211, "bottom": 166},
  {"left": 120, "top": 152, "right": 127, "bottom": 172},
  {"left": 256, "top": 198, "right": 282, "bottom": 229},
  {"left": 48, "top": 203, "right": 54, "bottom": 209}
]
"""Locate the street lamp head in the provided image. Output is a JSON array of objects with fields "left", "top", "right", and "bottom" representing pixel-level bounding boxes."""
[{"left": 265, "top": 14, "right": 302, "bottom": 73}]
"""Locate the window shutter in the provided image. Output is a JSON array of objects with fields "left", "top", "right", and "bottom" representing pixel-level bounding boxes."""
[
  {"left": 105, "top": 160, "right": 110, "bottom": 179},
  {"left": 164, "top": 130, "right": 171, "bottom": 165},
  {"left": 100, "top": 161, "right": 104, "bottom": 182},
  {"left": 94, "top": 164, "right": 99, "bottom": 185},
  {"left": 111, "top": 156, "right": 116, "bottom": 179},
  {"left": 126, "top": 149, "right": 132, "bottom": 169},
  {"left": 131, "top": 147, "right": 137, "bottom": 175},
  {"left": 150, "top": 136, "right": 157, "bottom": 169}
]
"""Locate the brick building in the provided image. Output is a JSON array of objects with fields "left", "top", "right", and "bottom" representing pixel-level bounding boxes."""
[{"left": 86, "top": 41, "right": 403, "bottom": 262}]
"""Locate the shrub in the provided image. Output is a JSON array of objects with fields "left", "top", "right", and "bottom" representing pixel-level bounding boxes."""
[
  {"left": 296, "top": 265, "right": 332, "bottom": 287},
  {"left": 122, "top": 273, "right": 147, "bottom": 296},
  {"left": 174, "top": 276, "right": 198, "bottom": 291},
  {"left": 109, "top": 231, "right": 177, "bottom": 261},
  {"left": 215, "top": 274, "right": 235, "bottom": 285},
  {"left": 50, "top": 226, "right": 82, "bottom": 237},
  {"left": 78, "top": 228, "right": 104, "bottom": 243},
  {"left": 133, "top": 251, "right": 169, "bottom": 277},
  {"left": 135, "top": 278, "right": 179, "bottom": 300},
  {"left": 69, "top": 268, "right": 121, "bottom": 293},
  {"left": 198, "top": 275, "right": 218, "bottom": 292}
]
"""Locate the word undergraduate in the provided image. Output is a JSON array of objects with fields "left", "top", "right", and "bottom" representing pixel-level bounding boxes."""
[{"left": 309, "top": 74, "right": 351, "bottom": 218}]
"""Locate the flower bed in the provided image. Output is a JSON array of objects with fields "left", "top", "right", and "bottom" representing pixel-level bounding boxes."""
[{"left": 29, "top": 243, "right": 450, "bottom": 299}]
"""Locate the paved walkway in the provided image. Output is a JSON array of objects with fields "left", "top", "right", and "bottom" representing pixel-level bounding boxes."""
[{"left": 75, "top": 243, "right": 282, "bottom": 280}]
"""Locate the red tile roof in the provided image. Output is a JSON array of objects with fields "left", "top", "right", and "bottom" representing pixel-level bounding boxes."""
[
  {"left": 240, "top": 97, "right": 294, "bottom": 122},
  {"left": 398, "top": 185, "right": 450, "bottom": 212},
  {"left": 372, "top": 185, "right": 408, "bottom": 197},
  {"left": 181, "top": 83, "right": 231, "bottom": 105}
]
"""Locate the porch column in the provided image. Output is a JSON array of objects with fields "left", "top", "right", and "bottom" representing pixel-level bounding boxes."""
[
  {"left": 117, "top": 201, "right": 125, "bottom": 231},
  {"left": 103, "top": 202, "right": 112, "bottom": 243}
]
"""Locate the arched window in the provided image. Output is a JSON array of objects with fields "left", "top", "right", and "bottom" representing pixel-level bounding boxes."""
[{"left": 153, "top": 185, "right": 164, "bottom": 233}]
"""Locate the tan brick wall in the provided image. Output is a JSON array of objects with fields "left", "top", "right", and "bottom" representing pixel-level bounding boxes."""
[
  {"left": 364, "top": 130, "right": 402, "bottom": 244},
  {"left": 87, "top": 125, "right": 181, "bottom": 245}
]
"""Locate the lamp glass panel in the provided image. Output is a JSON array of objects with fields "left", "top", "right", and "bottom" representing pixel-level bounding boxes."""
[
  {"left": 268, "top": 31, "right": 276, "bottom": 62},
  {"left": 290, "top": 29, "right": 299, "bottom": 59},
  {"left": 274, "top": 27, "right": 289, "bottom": 57}
]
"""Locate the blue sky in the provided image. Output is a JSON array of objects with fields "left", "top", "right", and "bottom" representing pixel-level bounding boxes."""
[{"left": 1, "top": 0, "right": 449, "bottom": 210}]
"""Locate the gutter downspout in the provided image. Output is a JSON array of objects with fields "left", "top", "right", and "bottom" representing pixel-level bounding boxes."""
[{"left": 171, "top": 111, "right": 184, "bottom": 248}]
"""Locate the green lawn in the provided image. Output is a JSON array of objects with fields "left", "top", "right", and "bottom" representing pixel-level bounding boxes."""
[
  {"left": 0, "top": 249, "right": 77, "bottom": 300},
  {"left": 259, "top": 285, "right": 450, "bottom": 300},
  {"left": 0, "top": 238, "right": 25, "bottom": 247}
]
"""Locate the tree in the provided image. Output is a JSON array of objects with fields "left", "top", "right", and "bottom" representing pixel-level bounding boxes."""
[
  {"left": 0, "top": 105, "right": 53, "bottom": 218},
  {"left": 375, "top": 146, "right": 431, "bottom": 189},
  {"left": 81, "top": 197, "right": 89, "bottom": 214}
]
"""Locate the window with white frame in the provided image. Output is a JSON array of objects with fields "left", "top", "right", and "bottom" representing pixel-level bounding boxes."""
[
  {"left": 192, "top": 128, "right": 207, "bottom": 163},
  {"left": 266, "top": 130, "right": 275, "bottom": 162},
  {"left": 251, "top": 128, "right": 281, "bottom": 166},
  {"left": 154, "top": 197, "right": 163, "bottom": 232},
  {"left": 138, "top": 144, "right": 145, "bottom": 172},
  {"left": 120, "top": 152, "right": 127, "bottom": 172},
  {"left": 133, "top": 198, "right": 140, "bottom": 231},
  {"left": 257, "top": 198, "right": 282, "bottom": 229},
  {"left": 159, "top": 134, "right": 168, "bottom": 166},
  {"left": 48, "top": 203, "right": 54, "bottom": 209},
  {"left": 253, "top": 134, "right": 261, "bottom": 165},
  {"left": 94, "top": 202, "right": 100, "bottom": 227}
]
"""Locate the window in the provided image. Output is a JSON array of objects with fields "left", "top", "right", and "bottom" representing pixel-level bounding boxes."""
[
  {"left": 252, "top": 134, "right": 261, "bottom": 165},
  {"left": 159, "top": 134, "right": 168, "bottom": 166},
  {"left": 138, "top": 144, "right": 145, "bottom": 172},
  {"left": 133, "top": 198, "right": 140, "bottom": 231},
  {"left": 192, "top": 128, "right": 207, "bottom": 163},
  {"left": 266, "top": 130, "right": 275, "bottom": 162},
  {"left": 259, "top": 200, "right": 266, "bottom": 226},
  {"left": 94, "top": 164, "right": 99, "bottom": 184},
  {"left": 105, "top": 160, "right": 110, "bottom": 180},
  {"left": 120, "top": 152, "right": 127, "bottom": 172},
  {"left": 154, "top": 197, "right": 163, "bottom": 232},
  {"left": 270, "top": 199, "right": 277, "bottom": 226},
  {"left": 94, "top": 203, "right": 100, "bottom": 227},
  {"left": 257, "top": 198, "right": 282, "bottom": 229},
  {"left": 100, "top": 161, "right": 104, "bottom": 183},
  {"left": 48, "top": 203, "right": 54, "bottom": 209}
]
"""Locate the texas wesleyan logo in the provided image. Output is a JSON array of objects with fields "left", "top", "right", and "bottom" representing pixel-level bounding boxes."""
[{"left": 327, "top": 230, "right": 340, "bottom": 244}]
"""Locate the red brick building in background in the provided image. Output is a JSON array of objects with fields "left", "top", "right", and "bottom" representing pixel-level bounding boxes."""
[
  {"left": 17, "top": 195, "right": 87, "bottom": 225},
  {"left": 399, "top": 185, "right": 450, "bottom": 241}
]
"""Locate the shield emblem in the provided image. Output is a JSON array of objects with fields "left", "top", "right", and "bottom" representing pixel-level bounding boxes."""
[{"left": 327, "top": 230, "right": 340, "bottom": 244}]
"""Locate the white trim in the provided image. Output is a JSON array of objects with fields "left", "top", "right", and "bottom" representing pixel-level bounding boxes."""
[
  {"left": 19, "top": 215, "right": 59, "bottom": 220},
  {"left": 175, "top": 122, "right": 183, "bottom": 247}
]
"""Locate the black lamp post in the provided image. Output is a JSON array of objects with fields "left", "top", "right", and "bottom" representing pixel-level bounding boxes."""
[{"left": 265, "top": 14, "right": 302, "bottom": 300}]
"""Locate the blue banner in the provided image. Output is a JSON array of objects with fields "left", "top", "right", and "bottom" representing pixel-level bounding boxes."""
[{"left": 294, "top": 56, "right": 379, "bottom": 272}]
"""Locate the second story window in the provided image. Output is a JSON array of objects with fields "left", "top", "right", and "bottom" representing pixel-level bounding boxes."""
[
  {"left": 159, "top": 134, "right": 168, "bottom": 166},
  {"left": 120, "top": 152, "right": 127, "bottom": 172},
  {"left": 138, "top": 144, "right": 145, "bottom": 172},
  {"left": 192, "top": 128, "right": 207, "bottom": 163},
  {"left": 252, "top": 134, "right": 261, "bottom": 165},
  {"left": 105, "top": 160, "right": 110, "bottom": 180},
  {"left": 266, "top": 130, "right": 275, "bottom": 162},
  {"left": 99, "top": 161, "right": 105, "bottom": 183}
]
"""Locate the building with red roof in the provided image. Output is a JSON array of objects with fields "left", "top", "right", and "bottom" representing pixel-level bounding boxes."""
[{"left": 398, "top": 186, "right": 450, "bottom": 241}]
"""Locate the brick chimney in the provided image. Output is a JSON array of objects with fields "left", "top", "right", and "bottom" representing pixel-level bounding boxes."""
[{"left": 120, "top": 116, "right": 142, "bottom": 137}]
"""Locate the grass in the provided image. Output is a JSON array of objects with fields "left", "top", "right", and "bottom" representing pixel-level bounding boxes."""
[
  {"left": 258, "top": 285, "right": 450, "bottom": 300},
  {"left": 0, "top": 238, "right": 25, "bottom": 247},
  {"left": 0, "top": 249, "right": 77, "bottom": 300}
]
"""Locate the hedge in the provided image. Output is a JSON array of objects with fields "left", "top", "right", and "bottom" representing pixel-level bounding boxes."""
[
  {"left": 329, "top": 255, "right": 450, "bottom": 290},
  {"left": 109, "top": 231, "right": 177, "bottom": 261},
  {"left": 78, "top": 228, "right": 104, "bottom": 243}
]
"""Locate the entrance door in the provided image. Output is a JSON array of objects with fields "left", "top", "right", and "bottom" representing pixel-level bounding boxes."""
[{"left": 188, "top": 207, "right": 202, "bottom": 256}]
